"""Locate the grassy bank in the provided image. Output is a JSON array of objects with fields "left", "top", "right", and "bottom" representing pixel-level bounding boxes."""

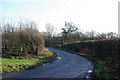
[{"left": 1, "top": 48, "right": 56, "bottom": 74}]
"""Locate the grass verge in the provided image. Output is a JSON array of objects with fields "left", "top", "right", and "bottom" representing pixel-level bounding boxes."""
[{"left": 1, "top": 48, "right": 57, "bottom": 75}]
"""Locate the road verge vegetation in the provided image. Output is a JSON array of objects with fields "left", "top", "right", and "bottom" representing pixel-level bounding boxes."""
[{"left": 1, "top": 48, "right": 56, "bottom": 74}]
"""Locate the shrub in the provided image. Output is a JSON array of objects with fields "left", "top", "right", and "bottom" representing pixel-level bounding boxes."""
[{"left": 2, "top": 20, "right": 45, "bottom": 56}]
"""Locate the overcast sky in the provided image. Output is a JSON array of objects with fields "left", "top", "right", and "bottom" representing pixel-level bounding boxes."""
[{"left": 0, "top": 0, "right": 119, "bottom": 33}]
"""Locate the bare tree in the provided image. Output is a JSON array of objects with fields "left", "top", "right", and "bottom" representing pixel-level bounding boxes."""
[
  {"left": 45, "top": 23, "right": 56, "bottom": 47},
  {"left": 45, "top": 23, "right": 55, "bottom": 37},
  {"left": 61, "top": 22, "right": 78, "bottom": 39},
  {"left": 2, "top": 20, "right": 44, "bottom": 55},
  {"left": 107, "top": 32, "right": 118, "bottom": 38}
]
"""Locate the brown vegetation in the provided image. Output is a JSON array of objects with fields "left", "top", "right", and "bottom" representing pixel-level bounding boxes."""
[{"left": 1, "top": 20, "right": 44, "bottom": 56}]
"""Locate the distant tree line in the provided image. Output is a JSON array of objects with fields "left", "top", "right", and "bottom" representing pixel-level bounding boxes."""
[
  {"left": 1, "top": 20, "right": 44, "bottom": 56},
  {"left": 41, "top": 21, "right": 119, "bottom": 47}
]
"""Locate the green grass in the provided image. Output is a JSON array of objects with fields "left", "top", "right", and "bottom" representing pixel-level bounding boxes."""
[
  {"left": 1, "top": 48, "right": 56, "bottom": 74},
  {"left": 2, "top": 58, "right": 43, "bottom": 74}
]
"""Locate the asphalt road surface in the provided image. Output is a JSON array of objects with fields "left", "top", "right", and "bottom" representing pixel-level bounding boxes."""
[{"left": 3, "top": 48, "right": 93, "bottom": 78}]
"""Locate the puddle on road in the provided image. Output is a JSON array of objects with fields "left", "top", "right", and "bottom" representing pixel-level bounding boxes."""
[
  {"left": 57, "top": 57, "right": 61, "bottom": 60},
  {"left": 56, "top": 57, "right": 62, "bottom": 62}
]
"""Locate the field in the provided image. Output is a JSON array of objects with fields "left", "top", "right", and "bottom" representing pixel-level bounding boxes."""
[{"left": 1, "top": 48, "right": 56, "bottom": 74}]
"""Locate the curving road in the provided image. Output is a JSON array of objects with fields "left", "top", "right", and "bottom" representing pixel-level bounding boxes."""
[{"left": 3, "top": 48, "right": 93, "bottom": 78}]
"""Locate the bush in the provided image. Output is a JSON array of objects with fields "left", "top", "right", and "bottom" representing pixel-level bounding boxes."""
[{"left": 2, "top": 20, "right": 44, "bottom": 56}]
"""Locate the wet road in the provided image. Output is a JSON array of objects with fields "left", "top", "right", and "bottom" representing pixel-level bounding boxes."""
[{"left": 3, "top": 48, "right": 93, "bottom": 78}]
